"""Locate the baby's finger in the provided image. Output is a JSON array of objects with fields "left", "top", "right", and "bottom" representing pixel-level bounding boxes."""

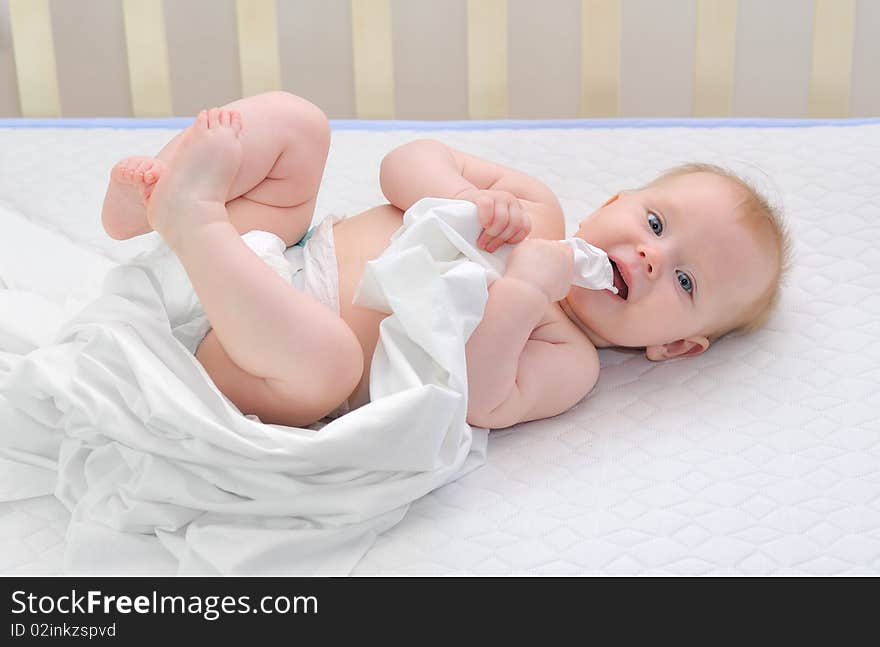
[
  {"left": 509, "top": 198, "right": 523, "bottom": 222},
  {"left": 477, "top": 230, "right": 491, "bottom": 249},
  {"left": 482, "top": 233, "right": 505, "bottom": 253},
  {"left": 487, "top": 201, "right": 509, "bottom": 237},
  {"left": 508, "top": 210, "right": 531, "bottom": 243},
  {"left": 476, "top": 197, "right": 494, "bottom": 229},
  {"left": 488, "top": 221, "right": 520, "bottom": 252}
]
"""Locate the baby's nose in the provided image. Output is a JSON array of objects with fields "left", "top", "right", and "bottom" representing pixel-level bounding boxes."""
[{"left": 638, "top": 247, "right": 662, "bottom": 278}]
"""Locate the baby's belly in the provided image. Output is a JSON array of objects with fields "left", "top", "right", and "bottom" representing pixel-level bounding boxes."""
[{"left": 331, "top": 204, "right": 404, "bottom": 409}]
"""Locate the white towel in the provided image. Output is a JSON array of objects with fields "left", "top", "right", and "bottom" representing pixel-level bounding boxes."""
[{"left": 0, "top": 199, "right": 493, "bottom": 574}]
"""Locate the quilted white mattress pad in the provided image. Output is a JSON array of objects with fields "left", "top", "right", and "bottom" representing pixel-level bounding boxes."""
[{"left": 1, "top": 118, "right": 878, "bottom": 575}]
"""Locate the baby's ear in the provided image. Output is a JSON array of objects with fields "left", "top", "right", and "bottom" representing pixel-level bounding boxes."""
[{"left": 645, "top": 336, "right": 709, "bottom": 362}]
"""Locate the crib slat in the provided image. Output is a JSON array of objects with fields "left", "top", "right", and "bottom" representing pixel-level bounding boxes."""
[
  {"left": 466, "top": 0, "right": 508, "bottom": 119},
  {"left": 235, "top": 0, "right": 282, "bottom": 98},
  {"left": 808, "top": 0, "right": 856, "bottom": 118},
  {"left": 620, "top": 0, "right": 696, "bottom": 118},
  {"left": 850, "top": 0, "right": 880, "bottom": 117},
  {"left": 5, "top": 0, "right": 873, "bottom": 120},
  {"left": 391, "top": 0, "right": 468, "bottom": 120},
  {"left": 8, "top": 0, "right": 61, "bottom": 117},
  {"left": 693, "top": 0, "right": 737, "bottom": 117},
  {"left": 1, "top": 0, "right": 22, "bottom": 117},
  {"left": 351, "top": 0, "right": 395, "bottom": 119},
  {"left": 508, "top": 0, "right": 580, "bottom": 119},
  {"left": 732, "top": 0, "right": 813, "bottom": 118},
  {"left": 121, "top": 0, "right": 173, "bottom": 117},
  {"left": 581, "top": 0, "right": 621, "bottom": 118},
  {"left": 50, "top": 0, "right": 131, "bottom": 118},
  {"left": 277, "top": 1, "right": 356, "bottom": 119},
  {"left": 163, "top": 0, "right": 241, "bottom": 116}
]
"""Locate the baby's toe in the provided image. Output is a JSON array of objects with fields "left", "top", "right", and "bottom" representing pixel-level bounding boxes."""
[
  {"left": 111, "top": 161, "right": 130, "bottom": 182},
  {"left": 144, "top": 159, "right": 165, "bottom": 184},
  {"left": 207, "top": 107, "right": 221, "bottom": 129},
  {"left": 229, "top": 110, "right": 242, "bottom": 135},
  {"left": 116, "top": 158, "right": 143, "bottom": 181},
  {"left": 135, "top": 160, "right": 151, "bottom": 177}
]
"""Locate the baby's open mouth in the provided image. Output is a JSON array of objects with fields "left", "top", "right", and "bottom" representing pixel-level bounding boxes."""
[{"left": 609, "top": 259, "right": 629, "bottom": 300}]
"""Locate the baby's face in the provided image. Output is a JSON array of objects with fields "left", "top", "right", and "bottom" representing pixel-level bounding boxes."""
[{"left": 566, "top": 172, "right": 773, "bottom": 357}]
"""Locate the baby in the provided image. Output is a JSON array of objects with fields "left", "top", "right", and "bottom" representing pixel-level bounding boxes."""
[{"left": 101, "top": 91, "right": 791, "bottom": 430}]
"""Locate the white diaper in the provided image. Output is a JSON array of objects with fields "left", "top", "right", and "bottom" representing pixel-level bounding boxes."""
[
  {"left": 295, "top": 212, "right": 351, "bottom": 419},
  {"left": 137, "top": 213, "right": 351, "bottom": 420},
  {"left": 297, "top": 212, "right": 346, "bottom": 319}
]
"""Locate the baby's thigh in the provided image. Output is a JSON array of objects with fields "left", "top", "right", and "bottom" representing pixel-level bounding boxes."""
[
  {"left": 224, "top": 197, "right": 312, "bottom": 247},
  {"left": 222, "top": 91, "right": 330, "bottom": 198},
  {"left": 195, "top": 330, "right": 351, "bottom": 427}
]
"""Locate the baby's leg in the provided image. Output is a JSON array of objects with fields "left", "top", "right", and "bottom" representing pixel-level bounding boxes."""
[
  {"left": 102, "top": 91, "right": 330, "bottom": 246},
  {"left": 149, "top": 109, "right": 362, "bottom": 426}
]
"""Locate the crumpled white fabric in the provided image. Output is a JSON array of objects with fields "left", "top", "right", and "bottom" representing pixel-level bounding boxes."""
[
  {"left": 0, "top": 198, "right": 488, "bottom": 575},
  {"left": 357, "top": 198, "right": 616, "bottom": 309},
  {"left": 0, "top": 197, "right": 613, "bottom": 575}
]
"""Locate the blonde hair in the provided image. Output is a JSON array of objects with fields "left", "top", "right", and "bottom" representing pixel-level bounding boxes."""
[{"left": 645, "top": 163, "right": 794, "bottom": 342}]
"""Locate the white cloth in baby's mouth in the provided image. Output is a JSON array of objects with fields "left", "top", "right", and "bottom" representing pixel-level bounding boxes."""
[{"left": 560, "top": 236, "right": 617, "bottom": 293}]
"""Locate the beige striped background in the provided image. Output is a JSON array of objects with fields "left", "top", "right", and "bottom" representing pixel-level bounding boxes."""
[{"left": 1, "top": 0, "right": 877, "bottom": 119}]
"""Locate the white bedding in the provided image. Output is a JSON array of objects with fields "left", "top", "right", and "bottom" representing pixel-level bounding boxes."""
[{"left": 1, "top": 121, "right": 879, "bottom": 574}]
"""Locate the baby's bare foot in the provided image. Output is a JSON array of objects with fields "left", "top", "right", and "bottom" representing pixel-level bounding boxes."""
[
  {"left": 101, "top": 156, "right": 167, "bottom": 240},
  {"left": 146, "top": 108, "right": 243, "bottom": 245}
]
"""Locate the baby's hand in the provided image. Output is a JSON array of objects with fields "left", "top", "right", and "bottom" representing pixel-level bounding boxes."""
[
  {"left": 503, "top": 238, "right": 574, "bottom": 302},
  {"left": 455, "top": 188, "right": 532, "bottom": 252}
]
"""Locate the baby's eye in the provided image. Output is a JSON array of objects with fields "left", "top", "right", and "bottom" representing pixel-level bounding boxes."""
[
  {"left": 647, "top": 212, "right": 663, "bottom": 236},
  {"left": 676, "top": 270, "right": 693, "bottom": 294}
]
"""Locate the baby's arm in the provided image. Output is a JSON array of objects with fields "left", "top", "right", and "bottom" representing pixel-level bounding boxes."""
[
  {"left": 466, "top": 277, "right": 599, "bottom": 429},
  {"left": 465, "top": 239, "right": 600, "bottom": 429},
  {"left": 379, "top": 139, "right": 565, "bottom": 240}
]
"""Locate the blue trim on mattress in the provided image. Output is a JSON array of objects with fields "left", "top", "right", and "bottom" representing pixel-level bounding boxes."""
[
  {"left": 333, "top": 117, "right": 880, "bottom": 130},
  {"left": 1, "top": 117, "right": 879, "bottom": 130}
]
